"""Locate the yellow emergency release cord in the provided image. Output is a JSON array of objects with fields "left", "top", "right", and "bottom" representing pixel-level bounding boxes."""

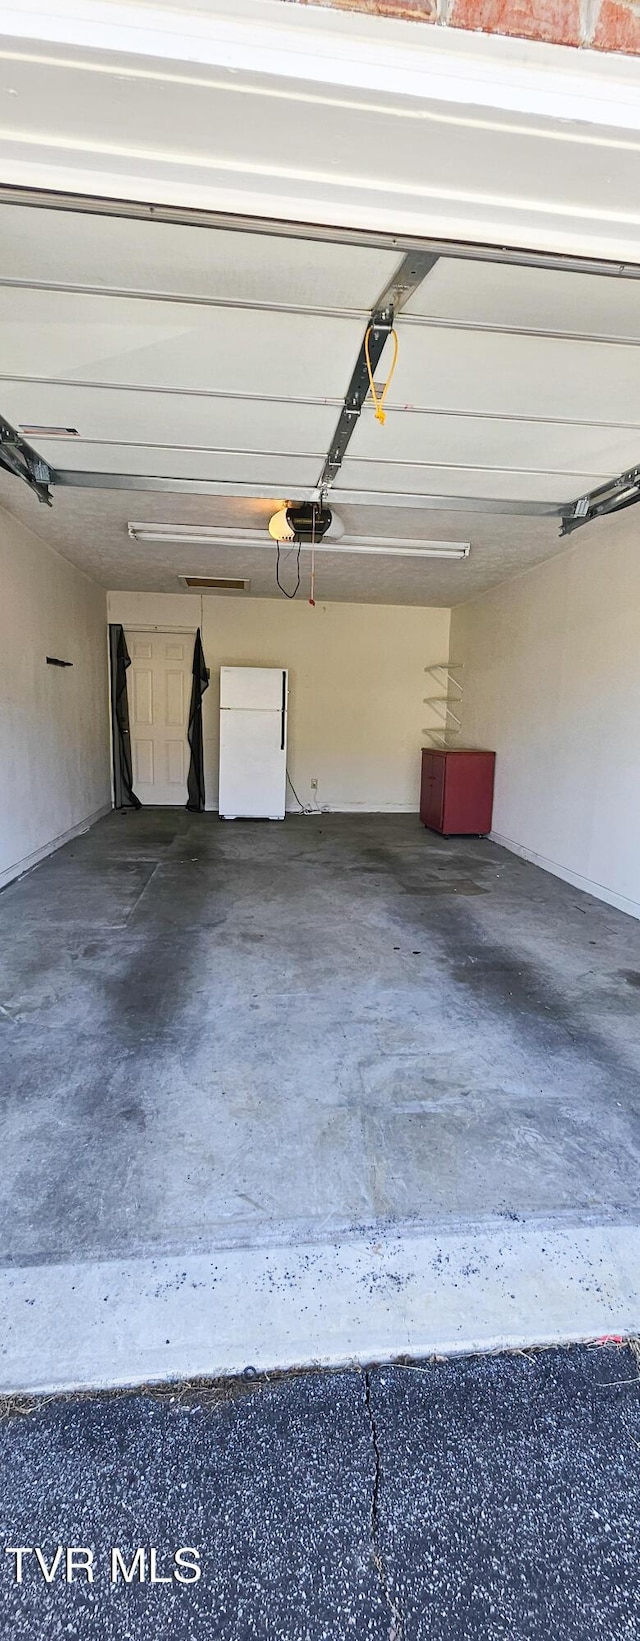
[{"left": 364, "top": 325, "right": 399, "bottom": 425}]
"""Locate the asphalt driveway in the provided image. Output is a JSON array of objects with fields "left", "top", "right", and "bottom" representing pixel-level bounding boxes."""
[{"left": 1, "top": 1344, "right": 639, "bottom": 1639}]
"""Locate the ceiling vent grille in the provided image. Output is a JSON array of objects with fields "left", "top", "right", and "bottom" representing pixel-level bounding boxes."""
[{"left": 179, "top": 575, "right": 251, "bottom": 593}]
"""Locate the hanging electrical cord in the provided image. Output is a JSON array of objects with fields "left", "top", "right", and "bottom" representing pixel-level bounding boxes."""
[
  {"left": 364, "top": 325, "right": 399, "bottom": 425},
  {"left": 309, "top": 502, "right": 317, "bottom": 607},
  {"left": 276, "top": 540, "right": 301, "bottom": 599},
  {"left": 286, "top": 770, "right": 314, "bottom": 813}
]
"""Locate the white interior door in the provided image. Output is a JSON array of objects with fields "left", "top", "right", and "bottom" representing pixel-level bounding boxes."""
[{"left": 127, "top": 630, "right": 193, "bottom": 805}]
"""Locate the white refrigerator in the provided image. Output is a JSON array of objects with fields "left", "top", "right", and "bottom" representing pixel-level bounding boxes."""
[{"left": 219, "top": 666, "right": 288, "bottom": 820}]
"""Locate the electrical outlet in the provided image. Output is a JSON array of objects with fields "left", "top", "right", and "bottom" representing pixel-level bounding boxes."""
[{"left": 310, "top": 777, "right": 318, "bottom": 791}]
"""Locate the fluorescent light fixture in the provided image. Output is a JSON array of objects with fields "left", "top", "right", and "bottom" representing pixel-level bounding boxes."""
[
  {"left": 129, "top": 523, "right": 280, "bottom": 545},
  {"left": 295, "top": 542, "right": 469, "bottom": 559},
  {"left": 128, "top": 523, "right": 469, "bottom": 560}
]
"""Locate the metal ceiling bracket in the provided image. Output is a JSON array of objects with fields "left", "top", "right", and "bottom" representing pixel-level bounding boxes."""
[
  {"left": 318, "top": 303, "right": 395, "bottom": 490},
  {"left": 317, "top": 251, "right": 439, "bottom": 492},
  {"left": 0, "top": 415, "right": 52, "bottom": 504},
  {"left": 560, "top": 464, "right": 640, "bottom": 534},
  {"left": 375, "top": 251, "right": 440, "bottom": 316}
]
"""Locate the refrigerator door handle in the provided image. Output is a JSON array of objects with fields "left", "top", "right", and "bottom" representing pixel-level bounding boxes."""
[{"left": 280, "top": 671, "right": 287, "bottom": 750}]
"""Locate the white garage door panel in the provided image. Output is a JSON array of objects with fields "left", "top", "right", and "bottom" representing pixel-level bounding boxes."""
[
  {"left": 387, "top": 324, "right": 640, "bottom": 424},
  {"left": 0, "top": 382, "right": 337, "bottom": 456},
  {"left": 0, "top": 203, "right": 399, "bottom": 311},
  {"left": 346, "top": 409, "right": 640, "bottom": 477},
  {"left": 0, "top": 288, "right": 363, "bottom": 399},
  {"left": 404, "top": 258, "right": 640, "bottom": 342},
  {"left": 5, "top": 54, "right": 640, "bottom": 255},
  {"left": 34, "top": 442, "right": 321, "bottom": 486},
  {"left": 334, "top": 460, "right": 607, "bottom": 503}
]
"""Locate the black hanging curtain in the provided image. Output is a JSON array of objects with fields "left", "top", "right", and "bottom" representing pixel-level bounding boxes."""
[
  {"left": 186, "top": 628, "right": 210, "bottom": 812},
  {"left": 109, "top": 624, "right": 141, "bottom": 810}
]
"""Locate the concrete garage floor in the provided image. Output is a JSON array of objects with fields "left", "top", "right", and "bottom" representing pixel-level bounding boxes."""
[{"left": 2, "top": 812, "right": 640, "bottom": 1389}]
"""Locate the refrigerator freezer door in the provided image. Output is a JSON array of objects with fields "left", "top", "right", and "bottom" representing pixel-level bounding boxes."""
[
  {"left": 219, "top": 708, "right": 287, "bottom": 819},
  {"left": 220, "top": 666, "right": 285, "bottom": 711}
]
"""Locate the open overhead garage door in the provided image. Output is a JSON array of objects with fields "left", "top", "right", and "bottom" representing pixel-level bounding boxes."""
[{"left": 2, "top": 194, "right": 640, "bottom": 605}]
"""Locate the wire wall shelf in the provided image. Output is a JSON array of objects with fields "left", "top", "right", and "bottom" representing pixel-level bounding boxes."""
[{"left": 423, "top": 662, "right": 464, "bottom": 748}]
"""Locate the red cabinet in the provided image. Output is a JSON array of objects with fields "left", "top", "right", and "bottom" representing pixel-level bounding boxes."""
[{"left": 420, "top": 749, "right": 495, "bottom": 836}]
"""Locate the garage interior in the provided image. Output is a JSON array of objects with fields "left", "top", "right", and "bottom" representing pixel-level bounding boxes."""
[{"left": 2, "top": 181, "right": 640, "bottom": 1387}]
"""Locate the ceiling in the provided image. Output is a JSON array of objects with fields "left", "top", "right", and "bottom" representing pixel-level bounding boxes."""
[
  {"left": 0, "top": 474, "right": 565, "bottom": 607},
  {"left": 1, "top": 198, "right": 640, "bottom": 605}
]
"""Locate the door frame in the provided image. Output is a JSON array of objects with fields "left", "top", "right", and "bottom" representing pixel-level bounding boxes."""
[{"left": 112, "top": 624, "right": 199, "bottom": 809}]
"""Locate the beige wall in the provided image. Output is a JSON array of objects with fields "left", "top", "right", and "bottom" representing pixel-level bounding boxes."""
[
  {"left": 108, "top": 591, "right": 451, "bottom": 813},
  {"left": 0, "top": 505, "right": 111, "bottom": 887},
  {"left": 450, "top": 522, "right": 640, "bottom": 918}
]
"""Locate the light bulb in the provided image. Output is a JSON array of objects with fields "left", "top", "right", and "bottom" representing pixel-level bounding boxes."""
[{"left": 268, "top": 507, "right": 295, "bottom": 542}]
